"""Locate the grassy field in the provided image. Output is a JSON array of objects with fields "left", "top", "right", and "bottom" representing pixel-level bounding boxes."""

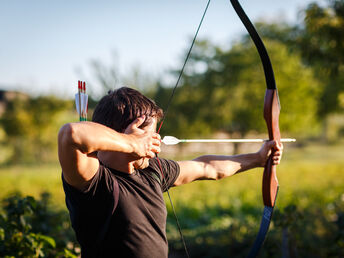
[
  {"left": 0, "top": 142, "right": 343, "bottom": 211},
  {"left": 162, "top": 142, "right": 344, "bottom": 256},
  {"left": 0, "top": 164, "right": 65, "bottom": 208},
  {"left": 0, "top": 142, "right": 343, "bottom": 256},
  {"left": 166, "top": 142, "right": 344, "bottom": 211}
]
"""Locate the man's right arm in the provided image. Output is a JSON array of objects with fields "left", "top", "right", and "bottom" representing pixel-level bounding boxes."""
[{"left": 58, "top": 118, "right": 159, "bottom": 191}]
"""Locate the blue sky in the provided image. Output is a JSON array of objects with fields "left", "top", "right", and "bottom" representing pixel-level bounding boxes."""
[{"left": 0, "top": 0, "right": 324, "bottom": 98}]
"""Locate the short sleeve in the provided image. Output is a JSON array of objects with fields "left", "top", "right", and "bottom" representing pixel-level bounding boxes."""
[
  {"left": 62, "top": 164, "right": 115, "bottom": 199},
  {"left": 149, "top": 157, "right": 180, "bottom": 192}
]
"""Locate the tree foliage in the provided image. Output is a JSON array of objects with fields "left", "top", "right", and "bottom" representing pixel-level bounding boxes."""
[
  {"left": 0, "top": 96, "right": 72, "bottom": 164},
  {"left": 0, "top": 193, "right": 78, "bottom": 257},
  {"left": 155, "top": 36, "right": 320, "bottom": 139},
  {"left": 296, "top": 0, "right": 344, "bottom": 116}
]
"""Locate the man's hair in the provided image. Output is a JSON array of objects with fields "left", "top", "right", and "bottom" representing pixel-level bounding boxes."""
[{"left": 92, "top": 87, "right": 163, "bottom": 132}]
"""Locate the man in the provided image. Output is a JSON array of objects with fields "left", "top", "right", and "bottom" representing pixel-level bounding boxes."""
[{"left": 58, "top": 87, "right": 283, "bottom": 258}]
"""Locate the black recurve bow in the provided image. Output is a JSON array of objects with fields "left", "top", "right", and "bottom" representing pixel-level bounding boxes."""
[{"left": 229, "top": 0, "right": 281, "bottom": 257}]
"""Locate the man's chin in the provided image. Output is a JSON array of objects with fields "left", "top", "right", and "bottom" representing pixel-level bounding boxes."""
[{"left": 134, "top": 158, "right": 150, "bottom": 169}]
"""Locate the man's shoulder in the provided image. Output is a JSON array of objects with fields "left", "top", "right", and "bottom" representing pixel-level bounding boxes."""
[
  {"left": 147, "top": 157, "right": 180, "bottom": 191},
  {"left": 148, "top": 157, "right": 178, "bottom": 168},
  {"left": 147, "top": 157, "right": 178, "bottom": 174}
]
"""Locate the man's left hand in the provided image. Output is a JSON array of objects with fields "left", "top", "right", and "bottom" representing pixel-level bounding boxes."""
[{"left": 257, "top": 140, "right": 283, "bottom": 167}]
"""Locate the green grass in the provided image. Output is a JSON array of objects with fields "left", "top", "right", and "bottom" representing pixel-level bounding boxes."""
[
  {"left": 0, "top": 142, "right": 342, "bottom": 257},
  {"left": 165, "top": 142, "right": 344, "bottom": 212},
  {"left": 0, "top": 142, "right": 343, "bottom": 257},
  {"left": 0, "top": 163, "right": 65, "bottom": 208},
  {"left": 0, "top": 142, "right": 343, "bottom": 212},
  {"left": 161, "top": 142, "right": 344, "bottom": 256},
  {"left": 166, "top": 160, "right": 344, "bottom": 211}
]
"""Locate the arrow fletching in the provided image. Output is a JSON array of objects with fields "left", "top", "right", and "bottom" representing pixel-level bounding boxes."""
[
  {"left": 162, "top": 136, "right": 182, "bottom": 145},
  {"left": 75, "top": 81, "right": 81, "bottom": 120},
  {"left": 76, "top": 80, "right": 88, "bottom": 121}
]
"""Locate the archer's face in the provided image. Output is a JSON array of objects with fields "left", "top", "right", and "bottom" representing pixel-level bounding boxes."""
[{"left": 133, "top": 117, "right": 158, "bottom": 170}]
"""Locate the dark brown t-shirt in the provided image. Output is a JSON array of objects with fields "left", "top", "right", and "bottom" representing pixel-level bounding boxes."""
[{"left": 62, "top": 157, "right": 180, "bottom": 258}]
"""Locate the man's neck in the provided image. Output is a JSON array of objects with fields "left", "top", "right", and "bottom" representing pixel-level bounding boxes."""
[{"left": 97, "top": 151, "right": 136, "bottom": 174}]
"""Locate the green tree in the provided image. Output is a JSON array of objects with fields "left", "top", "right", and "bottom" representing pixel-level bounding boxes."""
[
  {"left": 296, "top": 0, "right": 344, "bottom": 116},
  {"left": 156, "top": 37, "right": 321, "bottom": 139},
  {"left": 0, "top": 95, "right": 72, "bottom": 164}
]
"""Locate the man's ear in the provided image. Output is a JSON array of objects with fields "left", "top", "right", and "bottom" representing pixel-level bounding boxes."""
[
  {"left": 124, "top": 116, "right": 146, "bottom": 134},
  {"left": 139, "top": 117, "right": 154, "bottom": 129}
]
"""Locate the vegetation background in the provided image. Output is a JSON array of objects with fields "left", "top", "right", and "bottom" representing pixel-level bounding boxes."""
[{"left": 0, "top": 0, "right": 344, "bottom": 257}]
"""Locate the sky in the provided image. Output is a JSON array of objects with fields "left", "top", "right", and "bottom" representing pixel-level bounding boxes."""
[{"left": 0, "top": 0, "right": 324, "bottom": 98}]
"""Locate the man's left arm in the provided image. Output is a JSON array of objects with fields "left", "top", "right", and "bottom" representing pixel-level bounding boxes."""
[{"left": 174, "top": 140, "right": 282, "bottom": 186}]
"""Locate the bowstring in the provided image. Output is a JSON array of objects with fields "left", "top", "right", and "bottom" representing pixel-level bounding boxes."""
[
  {"left": 156, "top": 1, "right": 211, "bottom": 257},
  {"left": 157, "top": 0, "right": 211, "bottom": 133}
]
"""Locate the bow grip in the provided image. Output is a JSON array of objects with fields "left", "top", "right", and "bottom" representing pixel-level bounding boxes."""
[{"left": 262, "top": 89, "right": 280, "bottom": 207}]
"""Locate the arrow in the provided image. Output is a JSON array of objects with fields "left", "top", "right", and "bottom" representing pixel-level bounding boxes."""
[
  {"left": 75, "top": 80, "right": 89, "bottom": 121},
  {"left": 162, "top": 136, "right": 296, "bottom": 145}
]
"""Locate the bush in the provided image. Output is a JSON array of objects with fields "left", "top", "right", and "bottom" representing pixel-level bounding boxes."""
[
  {"left": 0, "top": 192, "right": 79, "bottom": 257},
  {"left": 167, "top": 195, "right": 344, "bottom": 257}
]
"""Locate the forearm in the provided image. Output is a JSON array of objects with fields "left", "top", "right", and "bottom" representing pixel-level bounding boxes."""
[
  {"left": 193, "top": 153, "right": 262, "bottom": 180},
  {"left": 59, "top": 122, "right": 135, "bottom": 155},
  {"left": 176, "top": 141, "right": 281, "bottom": 186}
]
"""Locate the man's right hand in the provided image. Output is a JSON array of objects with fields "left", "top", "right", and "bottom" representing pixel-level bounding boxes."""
[{"left": 124, "top": 116, "right": 161, "bottom": 159}]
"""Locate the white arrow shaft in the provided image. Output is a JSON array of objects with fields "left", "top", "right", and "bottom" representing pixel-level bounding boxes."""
[
  {"left": 161, "top": 136, "right": 296, "bottom": 145},
  {"left": 181, "top": 138, "right": 295, "bottom": 143}
]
